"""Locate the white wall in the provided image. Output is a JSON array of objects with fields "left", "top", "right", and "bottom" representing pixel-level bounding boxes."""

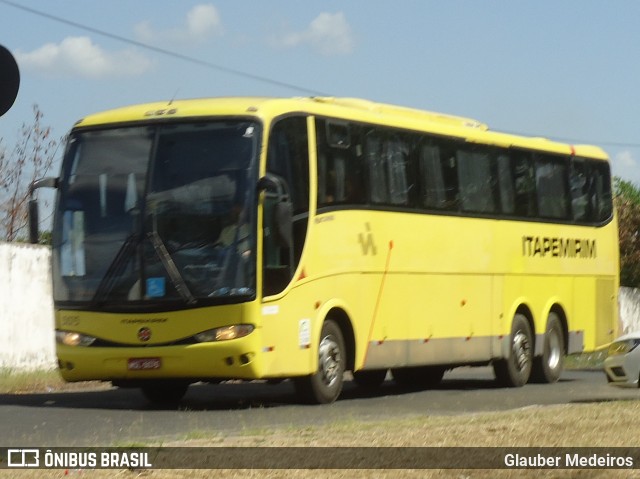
[
  {"left": 0, "top": 242, "right": 56, "bottom": 370},
  {"left": 619, "top": 287, "right": 640, "bottom": 335},
  {"left": 1, "top": 242, "right": 640, "bottom": 371}
]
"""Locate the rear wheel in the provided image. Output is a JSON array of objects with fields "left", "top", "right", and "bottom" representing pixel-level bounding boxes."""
[
  {"left": 531, "top": 312, "right": 565, "bottom": 383},
  {"left": 494, "top": 314, "right": 533, "bottom": 387},
  {"left": 294, "top": 320, "right": 346, "bottom": 404}
]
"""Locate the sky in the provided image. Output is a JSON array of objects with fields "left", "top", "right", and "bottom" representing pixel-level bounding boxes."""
[{"left": 1, "top": 0, "right": 640, "bottom": 184}]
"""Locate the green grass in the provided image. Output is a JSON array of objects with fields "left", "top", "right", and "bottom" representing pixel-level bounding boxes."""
[
  {"left": 0, "top": 368, "right": 60, "bottom": 393},
  {"left": 0, "top": 368, "right": 110, "bottom": 394},
  {"left": 564, "top": 351, "right": 607, "bottom": 371}
]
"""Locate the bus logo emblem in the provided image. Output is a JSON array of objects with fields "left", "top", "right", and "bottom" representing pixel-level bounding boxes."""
[
  {"left": 358, "top": 223, "right": 377, "bottom": 255},
  {"left": 137, "top": 327, "right": 152, "bottom": 342}
]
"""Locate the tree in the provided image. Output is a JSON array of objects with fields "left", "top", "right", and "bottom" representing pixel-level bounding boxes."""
[
  {"left": 614, "top": 177, "right": 640, "bottom": 288},
  {"left": 0, "top": 105, "right": 58, "bottom": 242}
]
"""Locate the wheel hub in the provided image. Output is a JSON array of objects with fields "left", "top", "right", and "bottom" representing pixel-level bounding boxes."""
[
  {"left": 513, "top": 330, "right": 531, "bottom": 372},
  {"left": 547, "top": 331, "right": 561, "bottom": 370},
  {"left": 318, "top": 335, "right": 341, "bottom": 387}
]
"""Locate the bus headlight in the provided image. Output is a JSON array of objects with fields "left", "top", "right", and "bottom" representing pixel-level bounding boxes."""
[
  {"left": 55, "top": 330, "right": 97, "bottom": 347},
  {"left": 194, "top": 324, "right": 254, "bottom": 343}
]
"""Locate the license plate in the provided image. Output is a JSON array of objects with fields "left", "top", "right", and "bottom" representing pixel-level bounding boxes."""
[{"left": 127, "top": 358, "right": 161, "bottom": 370}]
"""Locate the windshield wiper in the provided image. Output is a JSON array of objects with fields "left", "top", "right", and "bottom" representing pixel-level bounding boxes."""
[
  {"left": 92, "top": 233, "right": 140, "bottom": 306},
  {"left": 91, "top": 231, "right": 197, "bottom": 307},
  {"left": 148, "top": 231, "right": 197, "bottom": 305}
]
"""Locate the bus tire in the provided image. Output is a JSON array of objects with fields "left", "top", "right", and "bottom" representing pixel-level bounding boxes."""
[
  {"left": 391, "top": 366, "right": 445, "bottom": 389},
  {"left": 141, "top": 381, "right": 189, "bottom": 406},
  {"left": 294, "top": 319, "right": 345, "bottom": 404},
  {"left": 494, "top": 314, "right": 533, "bottom": 387},
  {"left": 531, "top": 312, "right": 565, "bottom": 383},
  {"left": 353, "top": 369, "right": 387, "bottom": 389}
]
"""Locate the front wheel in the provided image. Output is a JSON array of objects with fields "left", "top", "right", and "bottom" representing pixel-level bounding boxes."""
[
  {"left": 493, "top": 314, "right": 533, "bottom": 387},
  {"left": 531, "top": 312, "right": 565, "bottom": 383},
  {"left": 294, "top": 320, "right": 346, "bottom": 404}
]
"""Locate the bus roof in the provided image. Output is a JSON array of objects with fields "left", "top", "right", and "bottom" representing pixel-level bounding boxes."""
[{"left": 73, "top": 96, "right": 608, "bottom": 160}]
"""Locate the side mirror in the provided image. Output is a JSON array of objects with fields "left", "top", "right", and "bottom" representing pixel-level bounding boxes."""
[
  {"left": 30, "top": 177, "right": 59, "bottom": 192},
  {"left": 257, "top": 174, "right": 283, "bottom": 195},
  {"left": 28, "top": 177, "right": 59, "bottom": 244}
]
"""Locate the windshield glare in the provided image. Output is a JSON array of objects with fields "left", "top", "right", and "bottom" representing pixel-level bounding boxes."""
[{"left": 53, "top": 121, "right": 259, "bottom": 309}]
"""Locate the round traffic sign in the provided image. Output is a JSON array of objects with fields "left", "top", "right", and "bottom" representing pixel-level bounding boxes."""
[{"left": 0, "top": 45, "right": 20, "bottom": 117}]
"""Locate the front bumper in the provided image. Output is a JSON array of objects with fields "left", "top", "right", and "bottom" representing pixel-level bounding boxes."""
[
  {"left": 56, "top": 333, "right": 263, "bottom": 382},
  {"left": 604, "top": 352, "right": 640, "bottom": 388}
]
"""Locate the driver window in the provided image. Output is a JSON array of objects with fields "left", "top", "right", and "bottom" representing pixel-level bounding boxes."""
[{"left": 263, "top": 116, "right": 310, "bottom": 297}]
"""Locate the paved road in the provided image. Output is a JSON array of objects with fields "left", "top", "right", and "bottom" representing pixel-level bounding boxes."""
[{"left": 0, "top": 367, "right": 638, "bottom": 446}]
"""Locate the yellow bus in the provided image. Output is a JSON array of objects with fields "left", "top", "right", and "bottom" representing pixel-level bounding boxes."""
[{"left": 30, "top": 96, "right": 619, "bottom": 404}]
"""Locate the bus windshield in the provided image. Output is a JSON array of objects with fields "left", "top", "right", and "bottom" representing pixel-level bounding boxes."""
[{"left": 52, "top": 120, "right": 260, "bottom": 309}]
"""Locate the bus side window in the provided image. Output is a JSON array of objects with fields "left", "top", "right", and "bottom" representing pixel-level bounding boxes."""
[
  {"left": 439, "top": 143, "right": 460, "bottom": 211},
  {"left": 458, "top": 149, "right": 497, "bottom": 214},
  {"left": 591, "top": 161, "right": 613, "bottom": 222},
  {"left": 535, "top": 154, "right": 569, "bottom": 219},
  {"left": 568, "top": 158, "right": 613, "bottom": 224},
  {"left": 497, "top": 154, "right": 516, "bottom": 214},
  {"left": 316, "top": 119, "right": 331, "bottom": 205},
  {"left": 385, "top": 138, "right": 410, "bottom": 206},
  {"left": 419, "top": 144, "right": 446, "bottom": 209},
  {"left": 316, "top": 119, "right": 365, "bottom": 207},
  {"left": 570, "top": 159, "right": 591, "bottom": 222},
  {"left": 364, "top": 129, "right": 412, "bottom": 207},
  {"left": 513, "top": 153, "right": 537, "bottom": 217},
  {"left": 365, "top": 133, "right": 388, "bottom": 204}
]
